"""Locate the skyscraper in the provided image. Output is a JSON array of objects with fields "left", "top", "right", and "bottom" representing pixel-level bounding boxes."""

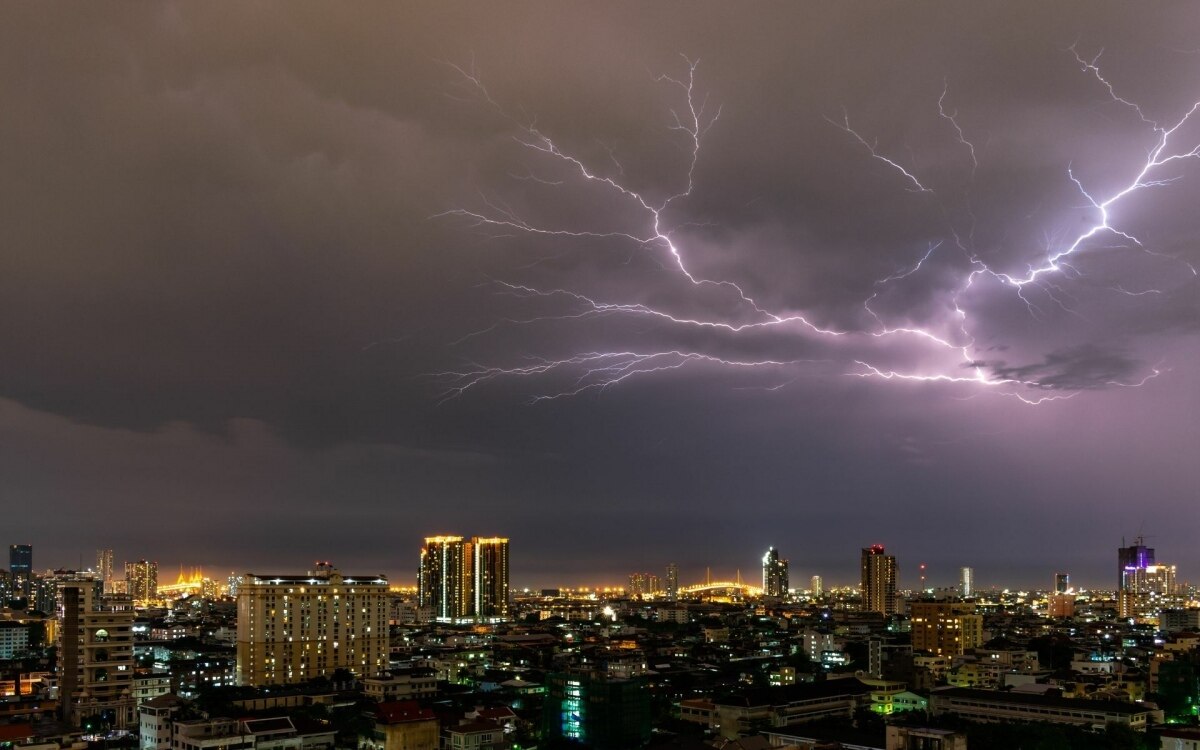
[
  {"left": 96, "top": 549, "right": 114, "bottom": 594},
  {"left": 473, "top": 537, "right": 510, "bottom": 621},
  {"left": 125, "top": 560, "right": 158, "bottom": 604},
  {"left": 665, "top": 563, "right": 679, "bottom": 602},
  {"left": 9, "top": 545, "right": 32, "bottom": 598},
  {"left": 959, "top": 567, "right": 974, "bottom": 598},
  {"left": 1118, "top": 537, "right": 1155, "bottom": 618},
  {"left": 1054, "top": 572, "right": 1070, "bottom": 594},
  {"left": 810, "top": 575, "right": 823, "bottom": 598},
  {"left": 1118, "top": 537, "right": 1154, "bottom": 590},
  {"left": 762, "top": 547, "right": 789, "bottom": 598},
  {"left": 860, "top": 545, "right": 898, "bottom": 616},
  {"left": 235, "top": 566, "right": 388, "bottom": 686},
  {"left": 419, "top": 536, "right": 471, "bottom": 622},
  {"left": 419, "top": 535, "right": 510, "bottom": 623},
  {"left": 627, "top": 573, "right": 659, "bottom": 599}
]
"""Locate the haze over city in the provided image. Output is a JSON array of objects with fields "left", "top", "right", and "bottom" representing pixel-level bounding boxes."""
[{"left": 2, "top": 3, "right": 1199, "bottom": 590}]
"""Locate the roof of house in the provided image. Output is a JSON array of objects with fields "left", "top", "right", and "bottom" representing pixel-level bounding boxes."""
[{"left": 375, "top": 700, "right": 436, "bottom": 724}]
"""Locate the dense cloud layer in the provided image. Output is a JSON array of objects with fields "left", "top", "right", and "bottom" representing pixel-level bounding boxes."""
[{"left": 1, "top": 3, "right": 1198, "bottom": 587}]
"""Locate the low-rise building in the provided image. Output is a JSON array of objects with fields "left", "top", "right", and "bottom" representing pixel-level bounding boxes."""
[
  {"left": 361, "top": 668, "right": 438, "bottom": 702},
  {"left": 358, "top": 701, "right": 438, "bottom": 750},
  {"left": 929, "top": 687, "right": 1161, "bottom": 731}
]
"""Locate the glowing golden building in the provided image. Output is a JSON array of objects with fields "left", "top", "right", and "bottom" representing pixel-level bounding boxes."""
[
  {"left": 910, "top": 602, "right": 984, "bottom": 656},
  {"left": 418, "top": 536, "right": 509, "bottom": 623},
  {"left": 235, "top": 566, "right": 388, "bottom": 686}
]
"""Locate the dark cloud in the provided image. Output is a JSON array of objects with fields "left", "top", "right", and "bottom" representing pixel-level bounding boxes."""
[
  {"left": 985, "top": 345, "right": 1142, "bottom": 390},
  {"left": 1, "top": 2, "right": 1198, "bottom": 588}
]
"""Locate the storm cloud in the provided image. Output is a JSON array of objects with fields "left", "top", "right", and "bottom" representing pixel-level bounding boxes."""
[{"left": 2, "top": 2, "right": 1198, "bottom": 588}]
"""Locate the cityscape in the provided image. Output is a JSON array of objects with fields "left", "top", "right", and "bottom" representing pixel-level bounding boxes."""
[
  {"left": 4, "top": 3, "right": 1200, "bottom": 750},
  {"left": 2, "top": 534, "right": 1199, "bottom": 749}
]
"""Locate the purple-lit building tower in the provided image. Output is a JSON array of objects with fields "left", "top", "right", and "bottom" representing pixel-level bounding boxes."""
[{"left": 1118, "top": 537, "right": 1154, "bottom": 591}]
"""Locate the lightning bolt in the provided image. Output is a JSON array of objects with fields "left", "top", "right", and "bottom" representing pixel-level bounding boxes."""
[{"left": 435, "top": 50, "right": 1199, "bottom": 403}]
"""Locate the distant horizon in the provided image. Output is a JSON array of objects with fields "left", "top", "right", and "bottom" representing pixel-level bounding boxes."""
[{"left": 11, "top": 539, "right": 1185, "bottom": 595}]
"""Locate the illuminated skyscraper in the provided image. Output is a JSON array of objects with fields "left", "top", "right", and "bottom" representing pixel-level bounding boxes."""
[
  {"left": 665, "top": 563, "right": 679, "bottom": 602},
  {"left": 762, "top": 547, "right": 789, "bottom": 598},
  {"left": 9, "top": 545, "right": 32, "bottom": 598},
  {"left": 1118, "top": 537, "right": 1154, "bottom": 591},
  {"left": 124, "top": 560, "right": 158, "bottom": 604},
  {"left": 419, "top": 536, "right": 510, "bottom": 623},
  {"left": 1118, "top": 537, "right": 1156, "bottom": 618},
  {"left": 96, "top": 549, "right": 114, "bottom": 594},
  {"left": 860, "top": 545, "right": 898, "bottom": 616},
  {"left": 959, "top": 567, "right": 974, "bottom": 598},
  {"left": 1054, "top": 572, "right": 1070, "bottom": 594},
  {"left": 810, "top": 575, "right": 823, "bottom": 597},
  {"left": 627, "top": 573, "right": 660, "bottom": 599},
  {"left": 419, "top": 536, "right": 471, "bottom": 622},
  {"left": 473, "top": 537, "right": 510, "bottom": 621}
]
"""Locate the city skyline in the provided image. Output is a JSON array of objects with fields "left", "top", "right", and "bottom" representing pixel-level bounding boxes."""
[
  {"left": 5, "top": 535, "right": 1187, "bottom": 593},
  {"left": 1, "top": 4, "right": 1198, "bottom": 587}
]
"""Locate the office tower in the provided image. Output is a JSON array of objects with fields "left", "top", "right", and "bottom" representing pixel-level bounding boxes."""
[
  {"left": 910, "top": 601, "right": 983, "bottom": 656},
  {"left": 810, "top": 575, "right": 823, "bottom": 597},
  {"left": 57, "top": 583, "right": 136, "bottom": 729},
  {"left": 860, "top": 545, "right": 898, "bottom": 616},
  {"left": 762, "top": 547, "right": 789, "bottom": 598},
  {"left": 418, "top": 536, "right": 511, "bottom": 623},
  {"left": 235, "top": 566, "right": 388, "bottom": 686},
  {"left": 665, "top": 563, "right": 679, "bottom": 602},
  {"left": 96, "top": 549, "right": 114, "bottom": 594},
  {"left": 124, "top": 560, "right": 158, "bottom": 604},
  {"left": 959, "top": 567, "right": 974, "bottom": 598},
  {"left": 473, "top": 537, "right": 510, "bottom": 621},
  {"left": 1054, "top": 573, "right": 1070, "bottom": 594},
  {"left": 9, "top": 544, "right": 32, "bottom": 598}
]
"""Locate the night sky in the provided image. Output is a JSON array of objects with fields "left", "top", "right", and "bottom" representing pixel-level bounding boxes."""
[{"left": 3, "top": 3, "right": 1198, "bottom": 590}]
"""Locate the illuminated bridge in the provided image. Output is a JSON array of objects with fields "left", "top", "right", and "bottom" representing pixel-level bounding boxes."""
[{"left": 679, "top": 581, "right": 763, "bottom": 597}]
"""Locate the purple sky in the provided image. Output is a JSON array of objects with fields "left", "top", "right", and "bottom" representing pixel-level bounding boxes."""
[{"left": 2, "top": 3, "right": 1198, "bottom": 590}]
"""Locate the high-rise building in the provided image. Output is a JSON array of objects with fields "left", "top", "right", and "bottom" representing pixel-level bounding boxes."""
[
  {"left": 810, "top": 575, "right": 823, "bottom": 598},
  {"left": 910, "top": 601, "right": 983, "bottom": 656},
  {"left": 543, "top": 670, "right": 651, "bottom": 750},
  {"left": 418, "top": 536, "right": 510, "bottom": 623},
  {"left": 96, "top": 549, "right": 114, "bottom": 594},
  {"left": 861, "top": 545, "right": 898, "bottom": 616},
  {"left": 9, "top": 544, "right": 32, "bottom": 598},
  {"left": 959, "top": 567, "right": 974, "bottom": 598},
  {"left": 1118, "top": 537, "right": 1154, "bottom": 591},
  {"left": 1054, "top": 573, "right": 1070, "bottom": 594},
  {"left": 235, "top": 566, "right": 388, "bottom": 686},
  {"left": 1118, "top": 537, "right": 1156, "bottom": 618},
  {"left": 627, "top": 573, "right": 660, "bottom": 599},
  {"left": 665, "top": 563, "right": 679, "bottom": 602},
  {"left": 762, "top": 547, "right": 789, "bottom": 598},
  {"left": 57, "top": 583, "right": 136, "bottom": 729},
  {"left": 419, "top": 537, "right": 471, "bottom": 622},
  {"left": 473, "top": 537, "right": 510, "bottom": 621},
  {"left": 125, "top": 560, "right": 158, "bottom": 604}
]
